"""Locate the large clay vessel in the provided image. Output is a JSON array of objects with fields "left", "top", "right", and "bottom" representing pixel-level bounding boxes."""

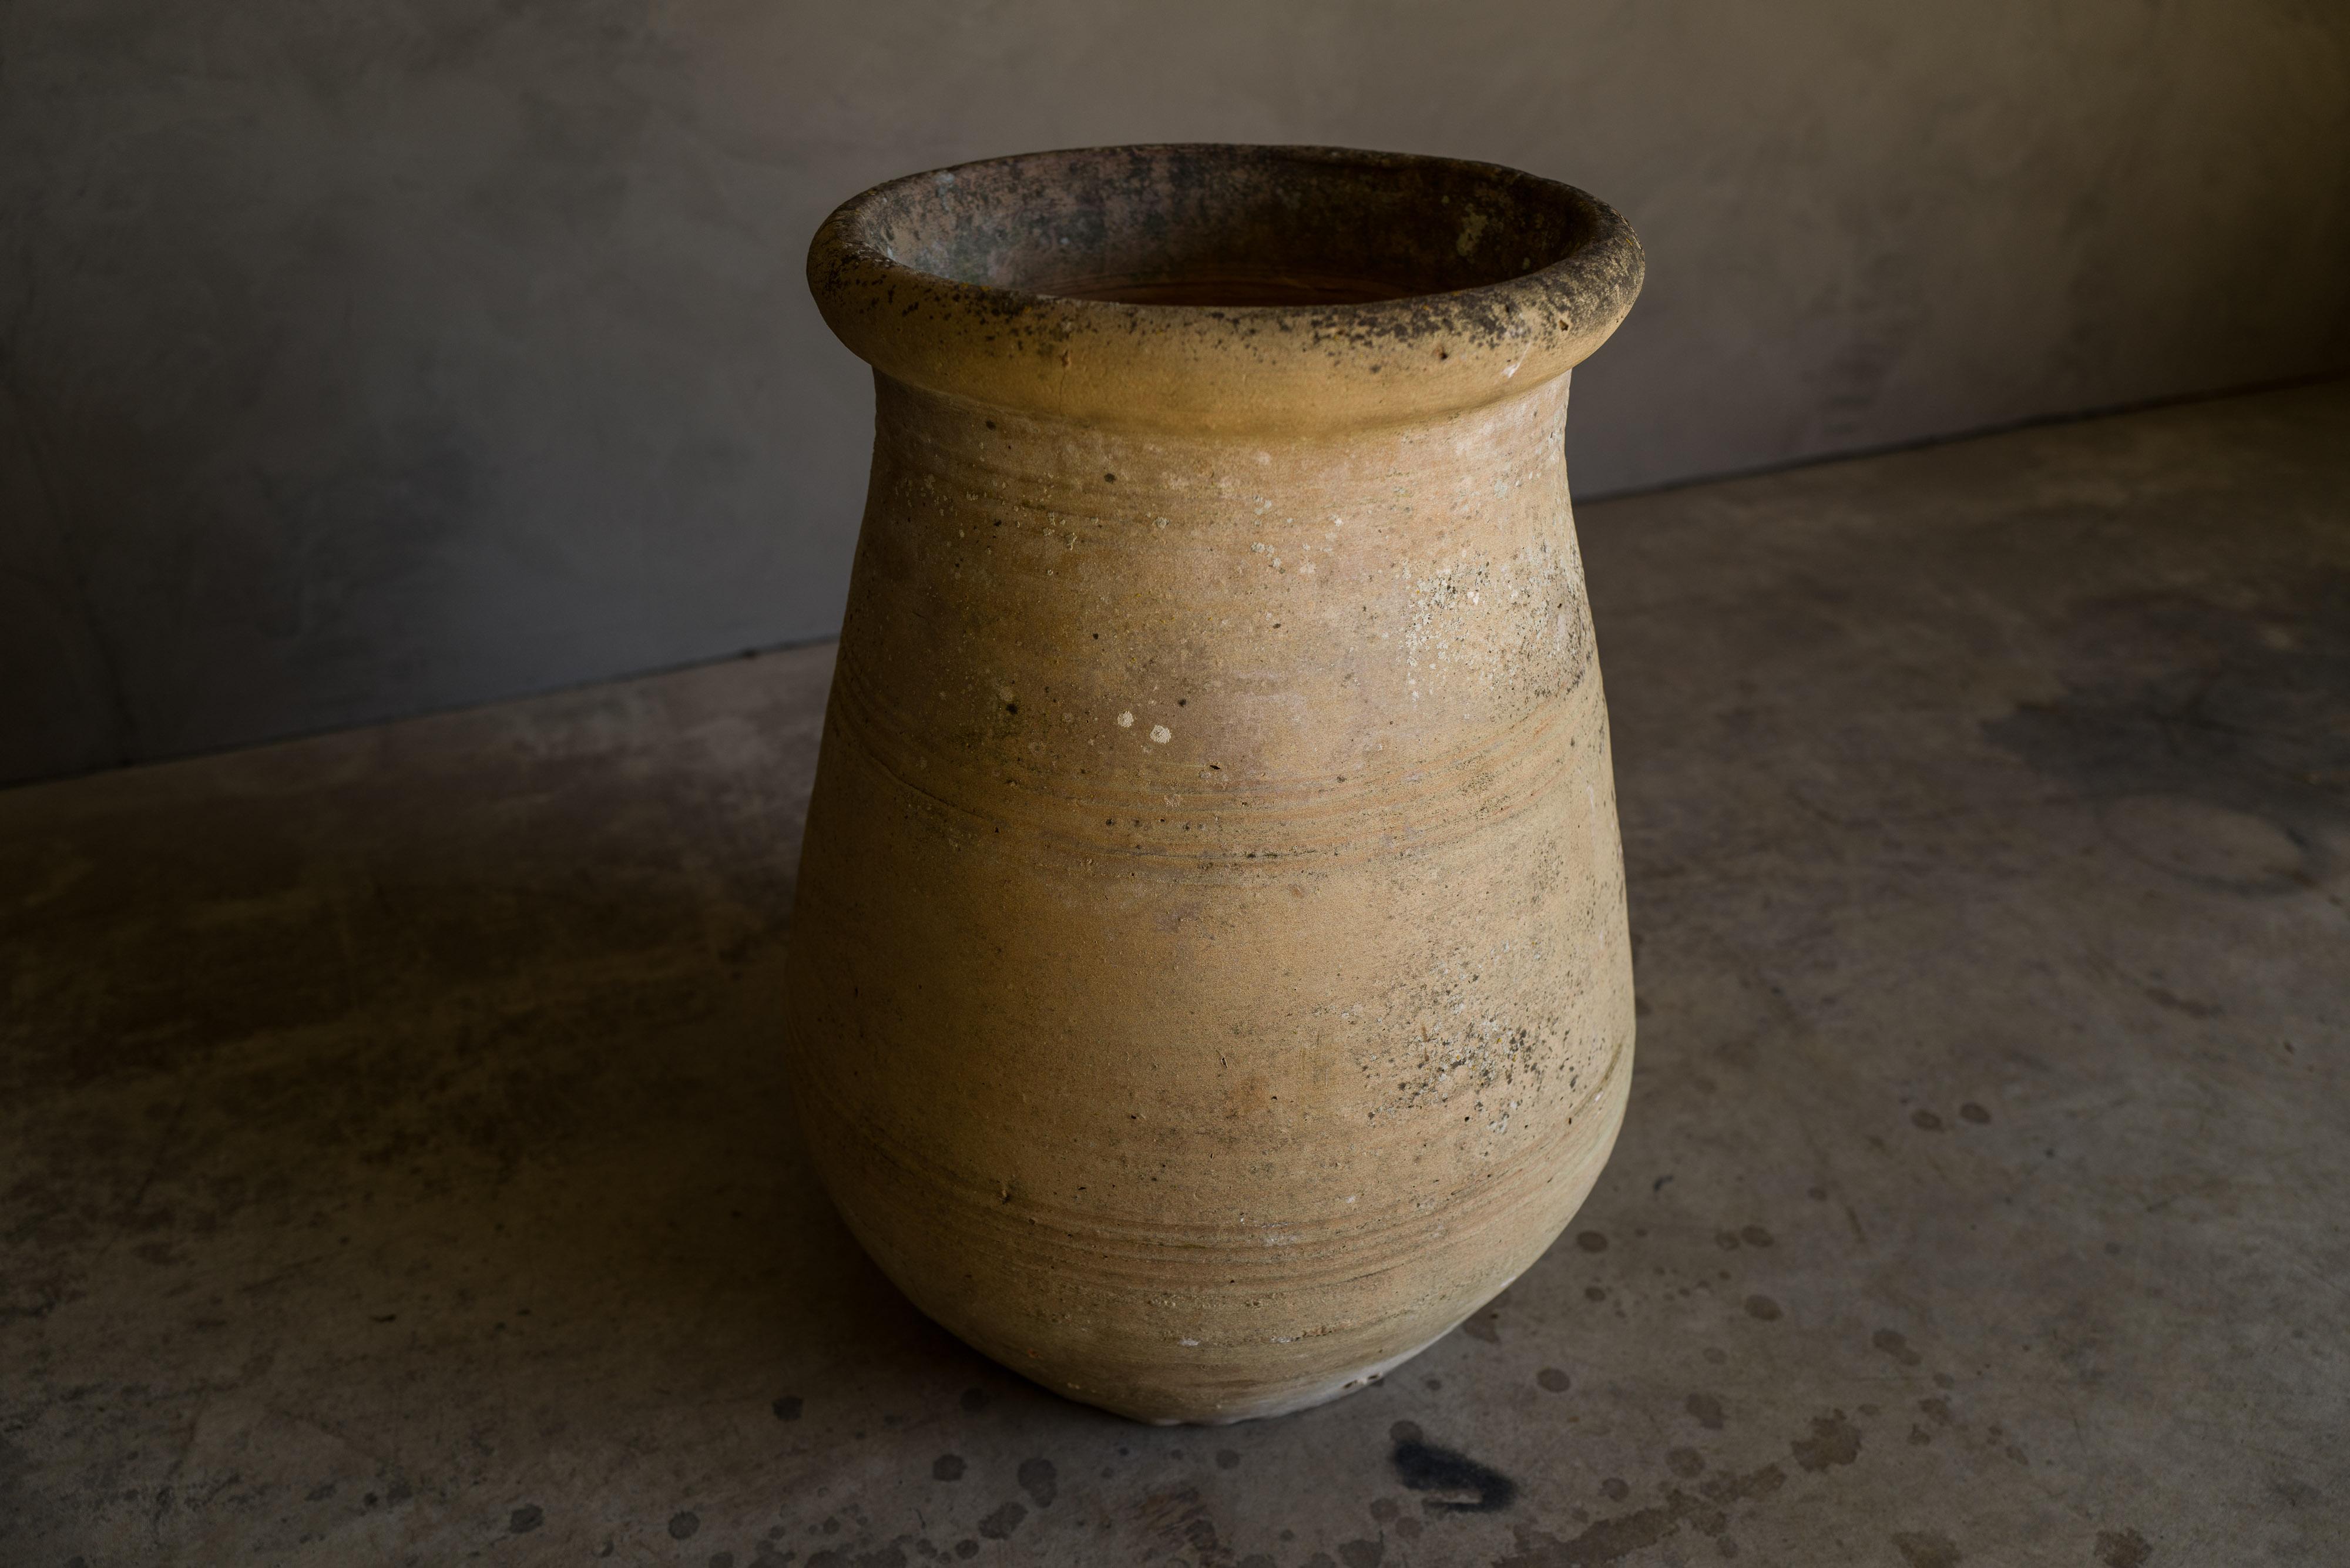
[{"left": 790, "top": 145, "right": 1643, "bottom": 1423}]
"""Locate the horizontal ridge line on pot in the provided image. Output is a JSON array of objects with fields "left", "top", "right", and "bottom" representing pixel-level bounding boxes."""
[
  {"left": 813, "top": 1085, "right": 1632, "bottom": 1423},
  {"left": 794, "top": 1048, "right": 1627, "bottom": 1270},
  {"left": 807, "top": 144, "right": 1644, "bottom": 434},
  {"left": 822, "top": 1136, "right": 1604, "bottom": 1301},
  {"left": 819, "top": 656, "right": 1599, "bottom": 867},
  {"left": 868, "top": 373, "right": 1583, "bottom": 525}
]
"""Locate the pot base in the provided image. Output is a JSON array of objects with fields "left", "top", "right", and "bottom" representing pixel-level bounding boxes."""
[{"left": 1134, "top": 1309, "right": 1493, "bottom": 1427}]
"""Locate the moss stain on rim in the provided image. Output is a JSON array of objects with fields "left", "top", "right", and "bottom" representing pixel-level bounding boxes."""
[{"left": 808, "top": 143, "right": 1645, "bottom": 433}]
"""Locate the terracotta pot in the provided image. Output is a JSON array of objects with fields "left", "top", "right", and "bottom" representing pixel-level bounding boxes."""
[{"left": 790, "top": 145, "right": 1643, "bottom": 1424}]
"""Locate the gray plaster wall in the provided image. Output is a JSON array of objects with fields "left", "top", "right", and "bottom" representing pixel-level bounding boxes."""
[{"left": 4, "top": 1, "right": 2346, "bottom": 787}]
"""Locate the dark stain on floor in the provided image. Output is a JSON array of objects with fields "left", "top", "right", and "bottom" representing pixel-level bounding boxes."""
[
  {"left": 1388, "top": 1422, "right": 1517, "bottom": 1513},
  {"left": 1984, "top": 576, "right": 2350, "bottom": 887},
  {"left": 1496, "top": 1455, "right": 1787, "bottom": 1566},
  {"left": 1015, "top": 1456, "right": 1056, "bottom": 1509},
  {"left": 1791, "top": 1411, "right": 1863, "bottom": 1473},
  {"left": 1892, "top": 1530, "right": 1961, "bottom": 1567}
]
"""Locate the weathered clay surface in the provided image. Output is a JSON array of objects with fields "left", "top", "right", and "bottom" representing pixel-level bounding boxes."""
[{"left": 788, "top": 146, "right": 1644, "bottom": 1422}]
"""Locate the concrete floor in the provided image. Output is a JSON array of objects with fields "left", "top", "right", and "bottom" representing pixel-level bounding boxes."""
[{"left": 4, "top": 381, "right": 2345, "bottom": 1567}]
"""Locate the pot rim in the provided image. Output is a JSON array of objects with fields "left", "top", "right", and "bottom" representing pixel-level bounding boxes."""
[{"left": 807, "top": 143, "right": 1644, "bottom": 434}]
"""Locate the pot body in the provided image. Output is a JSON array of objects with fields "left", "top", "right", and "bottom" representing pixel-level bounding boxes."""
[{"left": 784, "top": 362, "right": 1634, "bottom": 1422}]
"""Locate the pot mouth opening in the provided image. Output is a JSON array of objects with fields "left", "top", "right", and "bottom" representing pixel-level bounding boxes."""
[{"left": 842, "top": 145, "right": 1604, "bottom": 310}]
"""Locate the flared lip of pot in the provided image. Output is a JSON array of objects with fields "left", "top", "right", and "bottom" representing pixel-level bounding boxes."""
[{"left": 806, "top": 143, "right": 1645, "bottom": 435}]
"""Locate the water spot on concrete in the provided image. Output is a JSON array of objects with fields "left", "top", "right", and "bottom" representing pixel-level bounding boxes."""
[
  {"left": 1393, "top": 1435, "right": 1517, "bottom": 1512},
  {"left": 1918, "top": 1396, "right": 1953, "bottom": 1425},
  {"left": 1738, "top": 1225, "right": 1772, "bottom": 1247},
  {"left": 1912, "top": 1109, "right": 1945, "bottom": 1131},
  {"left": 932, "top": 1455, "right": 965, "bottom": 1482},
  {"left": 1339, "top": 1540, "right": 1385, "bottom": 1567},
  {"left": 1791, "top": 1412, "right": 1862, "bottom": 1472},
  {"left": 1500, "top": 1459, "right": 1787, "bottom": 1565},
  {"left": 1743, "top": 1295, "right": 1781, "bottom": 1321},
  {"left": 1666, "top": 1448, "right": 1705, "bottom": 1478},
  {"left": 1017, "top": 1458, "right": 1056, "bottom": 1508},
  {"left": 670, "top": 1511, "right": 701, "bottom": 1539},
  {"left": 1985, "top": 580, "right": 2350, "bottom": 890},
  {"left": 1959, "top": 1103, "right": 1991, "bottom": 1123},
  {"left": 1600, "top": 1478, "right": 1629, "bottom": 1501},
  {"left": 1892, "top": 1532, "right": 1960, "bottom": 1567},
  {"left": 1179, "top": 1512, "right": 1225, "bottom": 1559},
  {"left": 1714, "top": 1230, "right": 1742, "bottom": 1250},
  {"left": 509, "top": 1504, "right": 543, "bottom": 1533},
  {"left": 2106, "top": 795, "right": 2308, "bottom": 888},
  {"left": 1390, "top": 1421, "right": 1422, "bottom": 1445},
  {"left": 1708, "top": 1464, "right": 1785, "bottom": 1507},
  {"left": 1537, "top": 1368, "right": 1572, "bottom": 1392},
  {"left": 1216, "top": 1448, "right": 1241, "bottom": 1470},
  {"left": 1462, "top": 1308, "right": 1502, "bottom": 1342},
  {"left": 1873, "top": 1328, "right": 1923, "bottom": 1366},
  {"left": 709, "top": 1553, "right": 737, "bottom": 1568},
  {"left": 1586, "top": 1286, "right": 1608, "bottom": 1302},
  {"left": 773, "top": 1395, "right": 804, "bottom": 1421},
  {"left": 2143, "top": 985, "right": 2221, "bottom": 1018},
  {"left": 2096, "top": 1527, "right": 2152, "bottom": 1566},
  {"left": 978, "top": 1500, "right": 1026, "bottom": 1539},
  {"left": 1502, "top": 1507, "right": 1673, "bottom": 1565},
  {"left": 954, "top": 1542, "right": 978, "bottom": 1561},
  {"left": 1576, "top": 1231, "right": 1609, "bottom": 1253},
  {"left": 1686, "top": 1394, "right": 1724, "bottom": 1429}
]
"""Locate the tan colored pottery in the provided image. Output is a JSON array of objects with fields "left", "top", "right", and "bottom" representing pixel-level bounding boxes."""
[{"left": 789, "top": 145, "right": 1643, "bottom": 1424}]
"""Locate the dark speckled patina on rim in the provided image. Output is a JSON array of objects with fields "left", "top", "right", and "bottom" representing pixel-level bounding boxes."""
[{"left": 807, "top": 144, "right": 1644, "bottom": 434}]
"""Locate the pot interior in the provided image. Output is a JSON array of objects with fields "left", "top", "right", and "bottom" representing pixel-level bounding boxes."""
[{"left": 859, "top": 146, "right": 1597, "bottom": 308}]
